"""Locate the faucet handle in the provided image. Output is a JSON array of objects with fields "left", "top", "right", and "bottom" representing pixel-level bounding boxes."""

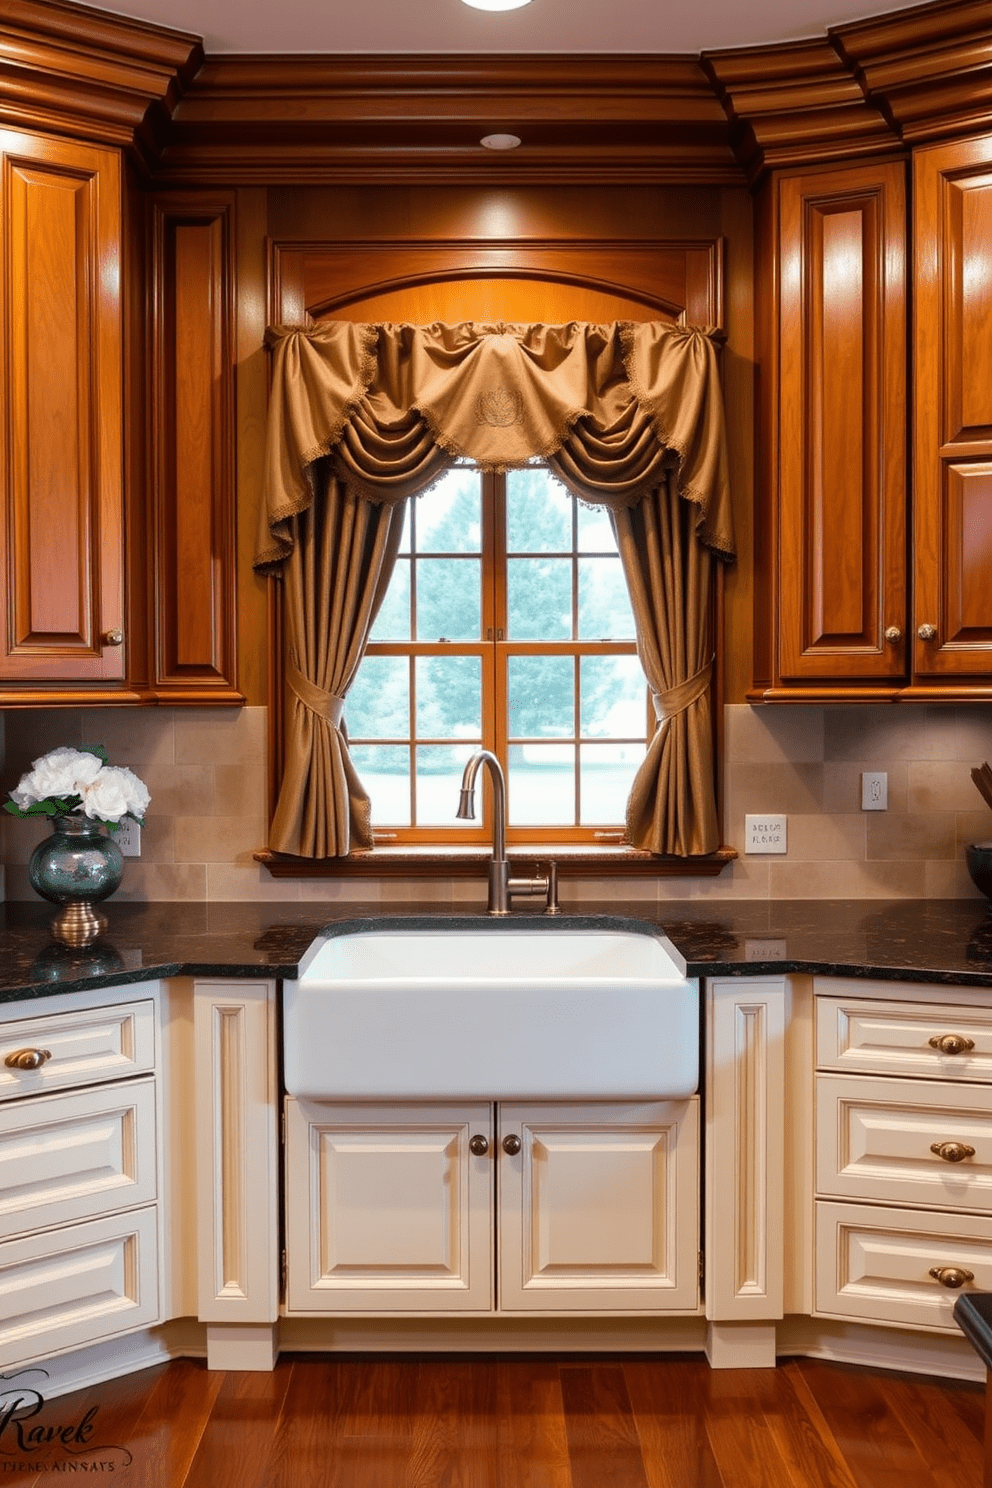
[{"left": 544, "top": 861, "right": 560, "bottom": 915}]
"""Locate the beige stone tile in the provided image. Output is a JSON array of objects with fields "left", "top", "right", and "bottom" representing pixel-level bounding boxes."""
[
  {"left": 908, "top": 760, "right": 984, "bottom": 813},
  {"left": 768, "top": 858, "right": 925, "bottom": 898},
  {"left": 140, "top": 764, "right": 215, "bottom": 819},
  {"left": 724, "top": 762, "right": 824, "bottom": 822},
  {"left": 114, "top": 862, "right": 207, "bottom": 901},
  {"left": 823, "top": 705, "right": 962, "bottom": 763},
  {"left": 174, "top": 707, "right": 267, "bottom": 766},
  {"left": 452, "top": 878, "right": 492, "bottom": 904},
  {"left": 925, "top": 858, "right": 987, "bottom": 900},
  {"left": 956, "top": 811, "right": 992, "bottom": 851},
  {"left": 213, "top": 764, "right": 268, "bottom": 817},
  {"left": 952, "top": 706, "right": 992, "bottom": 763},
  {"left": 205, "top": 863, "right": 302, "bottom": 901},
  {"left": 786, "top": 814, "right": 865, "bottom": 862},
  {"left": 566, "top": 876, "right": 659, "bottom": 901},
  {"left": 657, "top": 856, "right": 770, "bottom": 900},
  {"left": 380, "top": 877, "right": 455, "bottom": 902},
  {"left": 3, "top": 712, "right": 84, "bottom": 786},
  {"left": 81, "top": 710, "right": 176, "bottom": 767},
  {"left": 867, "top": 812, "right": 956, "bottom": 861},
  {"left": 173, "top": 814, "right": 268, "bottom": 865},
  {"left": 724, "top": 703, "right": 824, "bottom": 765},
  {"left": 126, "top": 814, "right": 174, "bottom": 864},
  {"left": 299, "top": 877, "right": 382, "bottom": 903},
  {"left": 821, "top": 761, "right": 909, "bottom": 815}
]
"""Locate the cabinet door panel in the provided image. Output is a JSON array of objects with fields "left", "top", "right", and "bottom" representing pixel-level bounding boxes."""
[
  {"left": 777, "top": 163, "right": 907, "bottom": 682},
  {"left": 913, "top": 139, "right": 992, "bottom": 678},
  {"left": 498, "top": 1098, "right": 698, "bottom": 1312},
  {"left": 284, "top": 1098, "right": 493, "bottom": 1313},
  {"left": 0, "top": 132, "right": 123, "bottom": 681}
]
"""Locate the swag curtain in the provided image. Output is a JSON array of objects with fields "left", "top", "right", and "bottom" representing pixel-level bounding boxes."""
[{"left": 255, "top": 320, "right": 735, "bottom": 859}]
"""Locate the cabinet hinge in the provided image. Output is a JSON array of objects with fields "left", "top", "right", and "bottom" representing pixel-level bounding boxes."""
[
  {"left": 698, "top": 1250, "right": 704, "bottom": 1287},
  {"left": 281, "top": 1248, "right": 287, "bottom": 1296},
  {"left": 281, "top": 1109, "right": 286, "bottom": 1146}
]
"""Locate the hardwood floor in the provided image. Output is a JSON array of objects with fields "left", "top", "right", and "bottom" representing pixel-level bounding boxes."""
[{"left": 1, "top": 1355, "right": 984, "bottom": 1488}]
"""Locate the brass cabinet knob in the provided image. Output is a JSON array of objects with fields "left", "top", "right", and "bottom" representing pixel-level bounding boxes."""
[
  {"left": 929, "top": 1265, "right": 974, "bottom": 1289},
  {"left": 468, "top": 1134, "right": 489, "bottom": 1157},
  {"left": 501, "top": 1134, "right": 522, "bottom": 1156},
  {"left": 884, "top": 626, "right": 903, "bottom": 643},
  {"left": 4, "top": 1047, "right": 52, "bottom": 1070},
  {"left": 928, "top": 1033, "right": 975, "bottom": 1056},
  {"left": 917, "top": 623, "right": 938, "bottom": 641},
  {"left": 104, "top": 629, "right": 124, "bottom": 646},
  {"left": 930, "top": 1140, "right": 976, "bottom": 1163}
]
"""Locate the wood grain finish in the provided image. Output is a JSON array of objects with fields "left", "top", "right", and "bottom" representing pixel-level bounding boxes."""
[
  {"left": 913, "top": 136, "right": 992, "bottom": 680},
  {"left": 29, "top": 1354, "right": 985, "bottom": 1488},
  {"left": 0, "top": 129, "right": 125, "bottom": 686},
  {"left": 757, "top": 160, "right": 907, "bottom": 691},
  {"left": 150, "top": 195, "right": 241, "bottom": 702}
]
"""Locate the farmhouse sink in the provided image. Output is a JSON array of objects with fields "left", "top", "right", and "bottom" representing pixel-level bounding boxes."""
[{"left": 283, "top": 921, "right": 698, "bottom": 1102}]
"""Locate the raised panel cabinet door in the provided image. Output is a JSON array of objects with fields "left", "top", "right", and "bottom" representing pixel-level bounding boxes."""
[
  {"left": 775, "top": 162, "right": 907, "bottom": 682},
  {"left": 913, "top": 136, "right": 992, "bottom": 680},
  {"left": 0, "top": 130, "right": 124, "bottom": 682},
  {"left": 284, "top": 1098, "right": 494, "bottom": 1314},
  {"left": 497, "top": 1098, "right": 699, "bottom": 1313}
]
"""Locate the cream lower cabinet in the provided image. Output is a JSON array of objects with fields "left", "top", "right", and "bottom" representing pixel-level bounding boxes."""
[
  {"left": 814, "top": 981, "right": 992, "bottom": 1333},
  {"left": 284, "top": 1096, "right": 699, "bottom": 1316},
  {"left": 0, "top": 989, "right": 162, "bottom": 1367}
]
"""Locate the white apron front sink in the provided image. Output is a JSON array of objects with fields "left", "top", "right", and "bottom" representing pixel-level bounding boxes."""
[{"left": 283, "top": 922, "right": 698, "bottom": 1102}]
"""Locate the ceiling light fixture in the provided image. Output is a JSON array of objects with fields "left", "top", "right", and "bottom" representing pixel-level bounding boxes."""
[
  {"left": 462, "top": 0, "right": 533, "bottom": 11},
  {"left": 481, "top": 133, "right": 522, "bottom": 150}
]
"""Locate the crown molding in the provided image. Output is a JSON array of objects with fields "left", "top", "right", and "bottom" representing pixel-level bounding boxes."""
[
  {"left": 0, "top": 0, "right": 988, "bottom": 183},
  {"left": 0, "top": 0, "right": 200, "bottom": 163}
]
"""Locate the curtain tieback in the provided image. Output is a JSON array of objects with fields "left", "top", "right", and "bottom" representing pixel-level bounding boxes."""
[
  {"left": 288, "top": 665, "right": 345, "bottom": 728},
  {"left": 652, "top": 657, "right": 714, "bottom": 725}
]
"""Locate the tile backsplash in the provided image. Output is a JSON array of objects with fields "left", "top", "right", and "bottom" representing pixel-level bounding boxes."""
[{"left": 1, "top": 703, "right": 990, "bottom": 904}]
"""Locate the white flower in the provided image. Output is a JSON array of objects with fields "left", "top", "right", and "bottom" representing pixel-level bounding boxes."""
[
  {"left": 11, "top": 748, "right": 103, "bottom": 809},
  {"left": 82, "top": 766, "right": 149, "bottom": 825}
]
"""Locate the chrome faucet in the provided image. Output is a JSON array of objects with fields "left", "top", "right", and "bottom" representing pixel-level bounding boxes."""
[{"left": 456, "top": 749, "right": 559, "bottom": 915}]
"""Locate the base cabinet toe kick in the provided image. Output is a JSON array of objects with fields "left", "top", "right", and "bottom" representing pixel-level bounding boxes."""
[{"left": 4, "top": 969, "right": 992, "bottom": 1385}]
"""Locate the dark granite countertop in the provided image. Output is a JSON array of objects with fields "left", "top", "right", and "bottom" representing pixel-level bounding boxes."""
[{"left": 2, "top": 896, "right": 992, "bottom": 1006}]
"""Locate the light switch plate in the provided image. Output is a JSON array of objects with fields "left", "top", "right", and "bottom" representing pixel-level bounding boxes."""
[
  {"left": 116, "top": 819, "right": 141, "bottom": 857},
  {"left": 744, "top": 814, "right": 787, "bottom": 854}
]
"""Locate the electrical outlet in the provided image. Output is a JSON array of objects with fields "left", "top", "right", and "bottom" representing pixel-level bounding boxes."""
[
  {"left": 744, "top": 814, "right": 787, "bottom": 854},
  {"left": 116, "top": 819, "right": 141, "bottom": 857},
  {"left": 744, "top": 939, "right": 788, "bottom": 961},
  {"left": 861, "top": 771, "right": 888, "bottom": 810}
]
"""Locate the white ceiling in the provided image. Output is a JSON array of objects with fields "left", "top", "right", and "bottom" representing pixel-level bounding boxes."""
[{"left": 101, "top": 0, "right": 934, "bottom": 57}]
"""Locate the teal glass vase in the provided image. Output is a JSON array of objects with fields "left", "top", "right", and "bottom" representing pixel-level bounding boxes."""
[{"left": 28, "top": 812, "right": 124, "bottom": 945}]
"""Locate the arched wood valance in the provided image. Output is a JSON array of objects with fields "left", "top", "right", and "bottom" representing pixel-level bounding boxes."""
[{"left": 255, "top": 320, "right": 735, "bottom": 860}]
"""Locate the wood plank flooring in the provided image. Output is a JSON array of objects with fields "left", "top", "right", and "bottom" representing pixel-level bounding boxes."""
[{"left": 0, "top": 1354, "right": 984, "bottom": 1488}]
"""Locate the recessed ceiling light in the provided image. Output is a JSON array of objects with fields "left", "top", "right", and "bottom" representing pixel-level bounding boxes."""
[
  {"left": 481, "top": 133, "right": 522, "bottom": 150},
  {"left": 462, "top": 0, "right": 533, "bottom": 10}
]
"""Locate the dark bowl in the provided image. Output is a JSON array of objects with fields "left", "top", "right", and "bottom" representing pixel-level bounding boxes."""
[{"left": 965, "top": 843, "right": 992, "bottom": 901}]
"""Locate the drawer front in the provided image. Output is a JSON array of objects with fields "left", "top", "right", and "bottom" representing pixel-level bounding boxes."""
[
  {"left": 0, "top": 1000, "right": 155, "bottom": 1101},
  {"left": 816, "top": 995, "right": 992, "bottom": 1082},
  {"left": 816, "top": 1073, "right": 992, "bottom": 1213},
  {"left": 815, "top": 1199, "right": 992, "bottom": 1332},
  {"left": 0, "top": 1076, "right": 157, "bottom": 1239},
  {"left": 0, "top": 1206, "right": 160, "bottom": 1367}
]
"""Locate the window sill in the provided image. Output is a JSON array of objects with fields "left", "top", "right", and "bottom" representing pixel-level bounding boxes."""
[{"left": 255, "top": 845, "right": 738, "bottom": 878}]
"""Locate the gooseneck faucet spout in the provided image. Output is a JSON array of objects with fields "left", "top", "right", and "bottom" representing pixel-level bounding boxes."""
[{"left": 457, "top": 749, "right": 558, "bottom": 916}]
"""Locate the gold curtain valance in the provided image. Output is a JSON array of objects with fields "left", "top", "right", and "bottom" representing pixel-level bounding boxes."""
[{"left": 254, "top": 320, "right": 735, "bottom": 574}]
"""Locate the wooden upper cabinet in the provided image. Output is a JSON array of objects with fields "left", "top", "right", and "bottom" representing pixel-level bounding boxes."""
[
  {"left": 0, "top": 130, "right": 125, "bottom": 687},
  {"left": 149, "top": 195, "right": 241, "bottom": 702},
  {"left": 754, "top": 160, "right": 908, "bottom": 696},
  {"left": 911, "top": 136, "right": 992, "bottom": 686}
]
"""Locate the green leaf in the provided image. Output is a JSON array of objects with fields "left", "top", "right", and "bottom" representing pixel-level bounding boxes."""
[{"left": 80, "top": 744, "right": 109, "bottom": 764}]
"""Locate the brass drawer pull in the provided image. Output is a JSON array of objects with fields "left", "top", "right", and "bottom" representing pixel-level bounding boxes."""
[
  {"left": 4, "top": 1047, "right": 53, "bottom": 1071},
  {"left": 468, "top": 1134, "right": 489, "bottom": 1157},
  {"left": 930, "top": 1140, "right": 976, "bottom": 1163},
  {"left": 928, "top": 1033, "right": 975, "bottom": 1056},
  {"left": 929, "top": 1265, "right": 974, "bottom": 1289},
  {"left": 502, "top": 1134, "right": 522, "bottom": 1156}
]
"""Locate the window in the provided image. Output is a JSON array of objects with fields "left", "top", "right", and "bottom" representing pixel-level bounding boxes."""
[{"left": 344, "top": 464, "right": 649, "bottom": 844}]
